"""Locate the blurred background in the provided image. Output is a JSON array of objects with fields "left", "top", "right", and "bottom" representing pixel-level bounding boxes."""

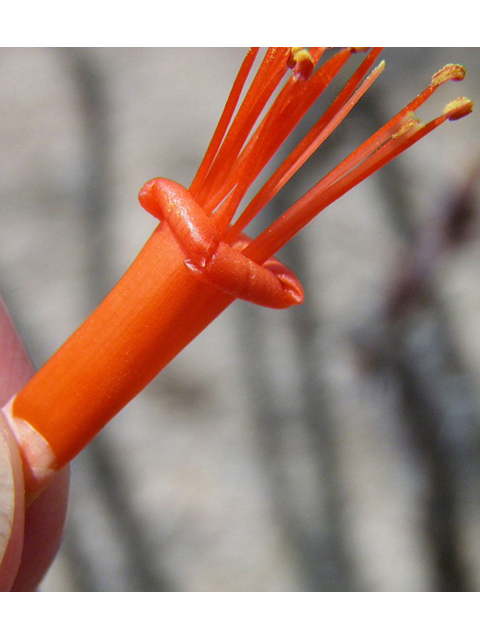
[{"left": 0, "top": 48, "right": 479, "bottom": 591}]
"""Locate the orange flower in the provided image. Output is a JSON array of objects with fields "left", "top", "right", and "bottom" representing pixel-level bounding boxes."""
[{"left": 2, "top": 48, "right": 472, "bottom": 500}]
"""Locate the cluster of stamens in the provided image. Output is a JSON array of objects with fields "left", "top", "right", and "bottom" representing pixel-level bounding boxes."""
[{"left": 141, "top": 50, "right": 473, "bottom": 306}]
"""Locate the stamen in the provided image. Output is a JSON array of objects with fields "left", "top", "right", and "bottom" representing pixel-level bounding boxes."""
[
  {"left": 392, "top": 117, "right": 424, "bottom": 139},
  {"left": 444, "top": 96, "right": 474, "bottom": 120},
  {"left": 244, "top": 94, "right": 473, "bottom": 264},
  {"left": 391, "top": 64, "right": 466, "bottom": 122},
  {"left": 287, "top": 48, "right": 315, "bottom": 81},
  {"left": 287, "top": 47, "right": 304, "bottom": 67},
  {"left": 190, "top": 48, "right": 259, "bottom": 199},
  {"left": 209, "top": 48, "right": 375, "bottom": 228},
  {"left": 197, "top": 48, "right": 291, "bottom": 208},
  {"left": 225, "top": 55, "right": 385, "bottom": 242},
  {"left": 432, "top": 64, "right": 466, "bottom": 86}
]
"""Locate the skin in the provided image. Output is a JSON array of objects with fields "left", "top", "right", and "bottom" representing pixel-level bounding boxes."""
[{"left": 0, "top": 297, "right": 69, "bottom": 591}]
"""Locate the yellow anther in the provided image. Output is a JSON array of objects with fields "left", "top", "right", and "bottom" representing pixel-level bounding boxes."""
[
  {"left": 431, "top": 64, "right": 466, "bottom": 86},
  {"left": 287, "top": 48, "right": 304, "bottom": 67},
  {"left": 287, "top": 48, "right": 314, "bottom": 81},
  {"left": 392, "top": 117, "right": 423, "bottom": 139},
  {"left": 444, "top": 96, "right": 474, "bottom": 121}
]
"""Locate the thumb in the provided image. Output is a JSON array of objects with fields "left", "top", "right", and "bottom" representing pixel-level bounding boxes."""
[
  {"left": 0, "top": 297, "right": 31, "bottom": 590},
  {"left": 0, "top": 413, "right": 25, "bottom": 591}
]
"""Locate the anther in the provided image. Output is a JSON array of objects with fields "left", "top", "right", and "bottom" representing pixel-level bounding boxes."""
[
  {"left": 431, "top": 64, "right": 466, "bottom": 86},
  {"left": 287, "top": 48, "right": 314, "bottom": 81},
  {"left": 444, "top": 96, "right": 474, "bottom": 121},
  {"left": 287, "top": 48, "right": 303, "bottom": 67},
  {"left": 393, "top": 117, "right": 423, "bottom": 139}
]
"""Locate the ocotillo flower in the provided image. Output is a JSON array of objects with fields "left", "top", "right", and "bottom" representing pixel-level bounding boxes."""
[{"left": 1, "top": 47, "right": 473, "bottom": 501}]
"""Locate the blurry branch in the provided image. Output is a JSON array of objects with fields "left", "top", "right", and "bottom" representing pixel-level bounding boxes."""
[
  {"left": 58, "top": 48, "right": 173, "bottom": 592},
  {"left": 353, "top": 145, "right": 480, "bottom": 590},
  {"left": 61, "top": 48, "right": 113, "bottom": 306},
  {"left": 237, "top": 272, "right": 355, "bottom": 591},
  {"left": 384, "top": 158, "right": 480, "bottom": 323},
  {"left": 237, "top": 146, "right": 356, "bottom": 590}
]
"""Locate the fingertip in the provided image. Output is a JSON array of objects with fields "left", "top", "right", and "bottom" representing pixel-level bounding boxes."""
[
  {"left": 10, "top": 465, "right": 70, "bottom": 592},
  {"left": 0, "top": 416, "right": 25, "bottom": 592}
]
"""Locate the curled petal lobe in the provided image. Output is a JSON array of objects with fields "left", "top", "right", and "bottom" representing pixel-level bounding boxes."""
[
  {"left": 140, "top": 178, "right": 304, "bottom": 308},
  {"left": 139, "top": 178, "right": 222, "bottom": 267},
  {"left": 185, "top": 240, "right": 304, "bottom": 309}
]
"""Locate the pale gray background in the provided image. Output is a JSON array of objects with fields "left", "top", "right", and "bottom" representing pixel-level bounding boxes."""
[{"left": 0, "top": 48, "right": 479, "bottom": 591}]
